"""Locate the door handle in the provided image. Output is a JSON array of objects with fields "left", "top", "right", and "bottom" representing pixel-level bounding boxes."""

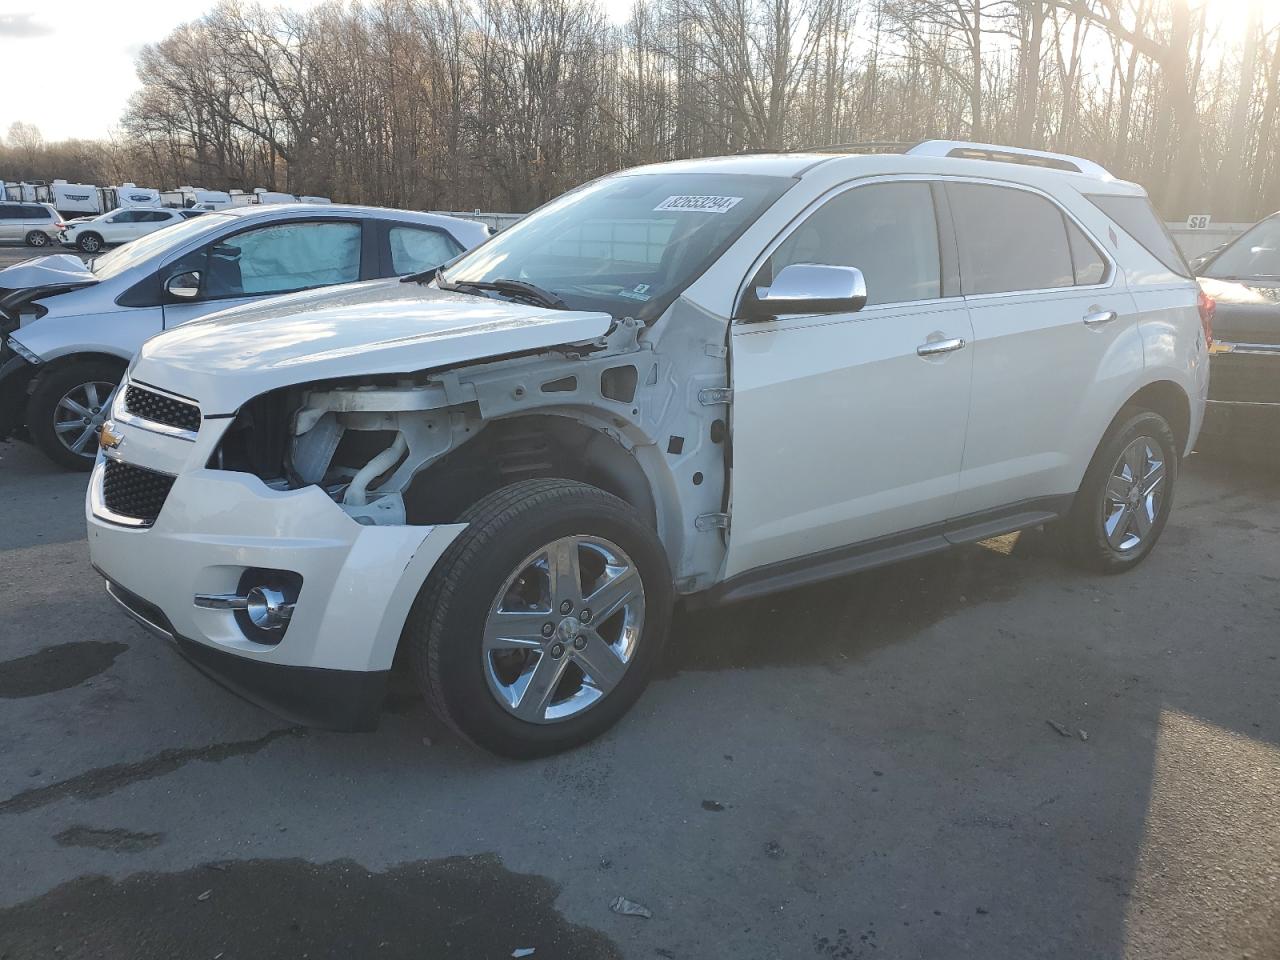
[
  {"left": 916, "top": 337, "right": 966, "bottom": 357},
  {"left": 1083, "top": 308, "right": 1118, "bottom": 326}
]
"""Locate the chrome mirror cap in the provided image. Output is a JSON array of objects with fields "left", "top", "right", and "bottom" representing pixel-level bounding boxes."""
[{"left": 744, "top": 263, "right": 867, "bottom": 320}]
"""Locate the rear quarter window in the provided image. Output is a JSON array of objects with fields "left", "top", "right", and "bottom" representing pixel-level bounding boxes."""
[{"left": 1085, "top": 194, "right": 1190, "bottom": 278}]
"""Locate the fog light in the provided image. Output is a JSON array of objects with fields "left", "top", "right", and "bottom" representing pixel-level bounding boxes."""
[
  {"left": 245, "top": 586, "right": 293, "bottom": 630},
  {"left": 193, "top": 568, "right": 302, "bottom": 645}
]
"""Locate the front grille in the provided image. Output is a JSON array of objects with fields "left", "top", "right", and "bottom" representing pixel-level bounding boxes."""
[
  {"left": 102, "top": 460, "right": 175, "bottom": 525},
  {"left": 124, "top": 385, "right": 201, "bottom": 433}
]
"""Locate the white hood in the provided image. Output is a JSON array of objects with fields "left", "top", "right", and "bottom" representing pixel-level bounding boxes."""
[
  {"left": 0, "top": 254, "right": 97, "bottom": 291},
  {"left": 132, "top": 278, "right": 613, "bottom": 414}
]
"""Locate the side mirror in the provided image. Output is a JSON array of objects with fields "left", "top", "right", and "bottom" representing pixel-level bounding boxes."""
[
  {"left": 165, "top": 271, "right": 202, "bottom": 300},
  {"left": 742, "top": 263, "right": 867, "bottom": 321}
]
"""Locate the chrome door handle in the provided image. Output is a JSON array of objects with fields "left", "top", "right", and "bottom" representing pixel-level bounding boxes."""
[
  {"left": 916, "top": 337, "right": 966, "bottom": 357},
  {"left": 1083, "top": 309, "right": 1118, "bottom": 326}
]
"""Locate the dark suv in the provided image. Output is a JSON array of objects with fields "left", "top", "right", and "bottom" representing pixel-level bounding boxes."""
[{"left": 1194, "top": 211, "right": 1280, "bottom": 452}]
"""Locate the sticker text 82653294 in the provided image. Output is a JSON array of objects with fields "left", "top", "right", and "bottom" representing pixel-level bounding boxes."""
[{"left": 654, "top": 195, "right": 744, "bottom": 214}]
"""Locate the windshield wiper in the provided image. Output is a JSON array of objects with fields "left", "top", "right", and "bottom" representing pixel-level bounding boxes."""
[
  {"left": 400, "top": 265, "right": 441, "bottom": 285},
  {"left": 438, "top": 277, "right": 567, "bottom": 310}
]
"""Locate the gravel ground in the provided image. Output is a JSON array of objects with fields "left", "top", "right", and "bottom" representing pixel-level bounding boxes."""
[{"left": 0, "top": 433, "right": 1276, "bottom": 960}]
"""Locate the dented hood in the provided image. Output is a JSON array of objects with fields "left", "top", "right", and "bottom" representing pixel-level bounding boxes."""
[
  {"left": 0, "top": 254, "right": 99, "bottom": 332},
  {"left": 0, "top": 253, "right": 97, "bottom": 291},
  {"left": 131, "top": 278, "right": 613, "bottom": 414}
]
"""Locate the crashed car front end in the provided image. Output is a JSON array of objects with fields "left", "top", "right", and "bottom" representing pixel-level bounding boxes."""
[
  {"left": 86, "top": 275, "right": 731, "bottom": 730},
  {"left": 87, "top": 381, "right": 467, "bottom": 729}
]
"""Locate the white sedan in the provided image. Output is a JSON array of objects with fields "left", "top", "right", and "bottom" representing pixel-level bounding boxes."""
[{"left": 60, "top": 208, "right": 198, "bottom": 253}]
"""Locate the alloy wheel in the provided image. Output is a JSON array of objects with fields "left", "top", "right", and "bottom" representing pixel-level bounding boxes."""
[
  {"left": 1101, "top": 435, "right": 1165, "bottom": 552},
  {"left": 53, "top": 380, "right": 115, "bottom": 459},
  {"left": 482, "top": 534, "right": 645, "bottom": 723}
]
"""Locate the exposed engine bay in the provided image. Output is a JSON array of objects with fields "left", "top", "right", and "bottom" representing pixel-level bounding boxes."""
[{"left": 211, "top": 301, "right": 734, "bottom": 592}]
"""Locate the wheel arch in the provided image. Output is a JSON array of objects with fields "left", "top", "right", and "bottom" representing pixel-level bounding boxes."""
[
  {"left": 1119, "top": 379, "right": 1191, "bottom": 456},
  {"left": 28, "top": 351, "right": 129, "bottom": 399}
]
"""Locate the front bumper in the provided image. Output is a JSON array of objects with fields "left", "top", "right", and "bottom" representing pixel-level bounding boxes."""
[{"left": 87, "top": 457, "right": 466, "bottom": 729}]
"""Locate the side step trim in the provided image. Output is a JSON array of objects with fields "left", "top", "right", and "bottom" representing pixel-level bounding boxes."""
[{"left": 697, "top": 494, "right": 1071, "bottom": 607}]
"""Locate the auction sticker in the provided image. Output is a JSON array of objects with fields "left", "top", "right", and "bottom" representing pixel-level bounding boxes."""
[{"left": 655, "top": 195, "right": 743, "bottom": 214}]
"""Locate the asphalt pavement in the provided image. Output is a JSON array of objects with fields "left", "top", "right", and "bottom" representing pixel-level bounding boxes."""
[{"left": 0, "top": 429, "right": 1277, "bottom": 959}]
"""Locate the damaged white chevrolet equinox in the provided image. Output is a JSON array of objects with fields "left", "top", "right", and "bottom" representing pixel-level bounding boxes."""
[{"left": 89, "top": 142, "right": 1209, "bottom": 757}]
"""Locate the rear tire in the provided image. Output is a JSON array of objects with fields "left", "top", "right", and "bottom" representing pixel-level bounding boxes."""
[
  {"left": 77, "top": 232, "right": 103, "bottom": 253},
  {"left": 27, "top": 360, "right": 123, "bottom": 471},
  {"left": 25, "top": 231, "right": 49, "bottom": 247},
  {"left": 1060, "top": 409, "right": 1178, "bottom": 574},
  {"left": 406, "top": 479, "right": 672, "bottom": 758}
]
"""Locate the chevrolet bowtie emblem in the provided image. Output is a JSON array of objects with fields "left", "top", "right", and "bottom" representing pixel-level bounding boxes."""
[{"left": 99, "top": 424, "right": 123, "bottom": 450}]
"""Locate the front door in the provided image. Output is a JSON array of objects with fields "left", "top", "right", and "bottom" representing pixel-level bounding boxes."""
[
  {"left": 161, "top": 218, "right": 365, "bottom": 328},
  {"left": 724, "top": 179, "right": 974, "bottom": 580}
]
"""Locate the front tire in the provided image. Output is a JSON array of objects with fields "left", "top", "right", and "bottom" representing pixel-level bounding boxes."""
[
  {"left": 1061, "top": 409, "right": 1179, "bottom": 573},
  {"left": 77, "top": 232, "right": 103, "bottom": 253},
  {"left": 407, "top": 479, "right": 672, "bottom": 758},
  {"left": 27, "top": 360, "right": 123, "bottom": 471},
  {"left": 25, "top": 230, "right": 49, "bottom": 247}
]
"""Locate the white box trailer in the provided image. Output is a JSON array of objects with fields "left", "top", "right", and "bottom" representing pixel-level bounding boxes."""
[
  {"left": 299, "top": 195, "right": 332, "bottom": 204},
  {"left": 251, "top": 188, "right": 298, "bottom": 205},
  {"left": 160, "top": 186, "right": 233, "bottom": 210},
  {"left": 49, "top": 180, "right": 101, "bottom": 218},
  {"left": 5, "top": 182, "right": 42, "bottom": 203},
  {"left": 99, "top": 183, "right": 163, "bottom": 212}
]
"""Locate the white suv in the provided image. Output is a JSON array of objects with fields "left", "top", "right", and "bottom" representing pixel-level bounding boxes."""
[{"left": 86, "top": 142, "right": 1209, "bottom": 757}]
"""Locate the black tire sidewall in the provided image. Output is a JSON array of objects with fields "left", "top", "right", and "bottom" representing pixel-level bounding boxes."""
[
  {"left": 414, "top": 483, "right": 672, "bottom": 758},
  {"left": 1069, "top": 410, "right": 1178, "bottom": 572},
  {"left": 25, "top": 231, "right": 48, "bottom": 247},
  {"left": 77, "top": 233, "right": 102, "bottom": 253},
  {"left": 27, "top": 360, "right": 123, "bottom": 471}
]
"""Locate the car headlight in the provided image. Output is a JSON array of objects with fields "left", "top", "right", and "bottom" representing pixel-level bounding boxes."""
[
  {"left": 5, "top": 336, "right": 41, "bottom": 365},
  {"left": 110, "top": 374, "right": 130, "bottom": 418}
]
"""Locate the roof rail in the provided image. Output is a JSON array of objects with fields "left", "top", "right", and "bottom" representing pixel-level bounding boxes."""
[
  {"left": 906, "top": 140, "right": 1114, "bottom": 179},
  {"left": 791, "top": 141, "right": 921, "bottom": 155}
]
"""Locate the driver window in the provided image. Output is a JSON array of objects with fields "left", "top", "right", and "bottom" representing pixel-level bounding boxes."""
[{"left": 765, "top": 182, "right": 942, "bottom": 306}]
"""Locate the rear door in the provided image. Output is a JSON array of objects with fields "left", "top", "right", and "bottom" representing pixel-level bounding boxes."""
[
  {"left": 947, "top": 180, "right": 1137, "bottom": 516},
  {"left": 0, "top": 204, "right": 21, "bottom": 242},
  {"left": 100, "top": 211, "right": 141, "bottom": 244},
  {"left": 724, "top": 178, "right": 974, "bottom": 579},
  {"left": 161, "top": 217, "right": 367, "bottom": 328}
]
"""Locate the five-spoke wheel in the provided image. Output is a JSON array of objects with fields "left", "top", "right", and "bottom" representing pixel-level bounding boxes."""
[
  {"left": 1061, "top": 408, "right": 1178, "bottom": 573},
  {"left": 408, "top": 479, "right": 671, "bottom": 758},
  {"left": 483, "top": 535, "right": 645, "bottom": 723}
]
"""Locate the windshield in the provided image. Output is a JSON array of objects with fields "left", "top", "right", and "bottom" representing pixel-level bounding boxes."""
[
  {"left": 441, "top": 173, "right": 793, "bottom": 320},
  {"left": 1203, "top": 215, "right": 1280, "bottom": 280},
  {"left": 90, "top": 213, "right": 236, "bottom": 280}
]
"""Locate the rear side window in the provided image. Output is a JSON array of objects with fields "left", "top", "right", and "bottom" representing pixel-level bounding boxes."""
[
  {"left": 21, "top": 204, "right": 51, "bottom": 219},
  {"left": 389, "top": 225, "right": 462, "bottom": 275},
  {"left": 1085, "top": 194, "right": 1190, "bottom": 277},
  {"left": 1066, "top": 220, "right": 1108, "bottom": 285},
  {"left": 765, "top": 181, "right": 942, "bottom": 306},
  {"left": 947, "top": 183, "right": 1075, "bottom": 295}
]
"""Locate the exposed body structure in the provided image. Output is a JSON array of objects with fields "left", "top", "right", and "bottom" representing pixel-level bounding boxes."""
[{"left": 85, "top": 142, "right": 1209, "bottom": 756}]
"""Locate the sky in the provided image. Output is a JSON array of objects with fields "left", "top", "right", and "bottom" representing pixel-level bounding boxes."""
[
  {"left": 0, "top": 0, "right": 637, "bottom": 143},
  {"left": 2, "top": 0, "right": 1266, "bottom": 144}
]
